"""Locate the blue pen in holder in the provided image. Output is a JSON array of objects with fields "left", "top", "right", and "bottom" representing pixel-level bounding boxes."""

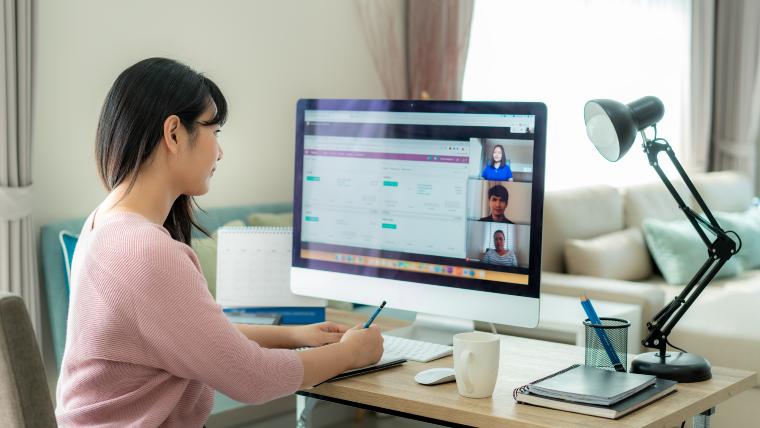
[{"left": 583, "top": 318, "right": 630, "bottom": 371}]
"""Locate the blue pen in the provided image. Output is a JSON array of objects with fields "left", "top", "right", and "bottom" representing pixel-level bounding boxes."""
[
  {"left": 363, "top": 301, "right": 386, "bottom": 328},
  {"left": 580, "top": 295, "right": 626, "bottom": 372}
]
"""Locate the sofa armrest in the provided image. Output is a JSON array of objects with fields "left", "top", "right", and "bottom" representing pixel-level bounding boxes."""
[{"left": 540, "top": 272, "right": 666, "bottom": 330}]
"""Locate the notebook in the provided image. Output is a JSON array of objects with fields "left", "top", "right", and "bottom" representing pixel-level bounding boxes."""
[
  {"left": 515, "top": 377, "right": 677, "bottom": 419},
  {"left": 513, "top": 364, "right": 677, "bottom": 419},
  {"left": 519, "top": 364, "right": 656, "bottom": 406},
  {"left": 295, "top": 347, "right": 406, "bottom": 386},
  {"left": 322, "top": 355, "right": 407, "bottom": 384},
  {"left": 216, "top": 227, "right": 325, "bottom": 315}
]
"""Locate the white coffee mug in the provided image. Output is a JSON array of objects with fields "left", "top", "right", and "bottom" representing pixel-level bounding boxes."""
[{"left": 453, "top": 331, "right": 500, "bottom": 398}]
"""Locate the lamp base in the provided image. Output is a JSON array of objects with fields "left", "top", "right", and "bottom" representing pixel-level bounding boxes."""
[{"left": 631, "top": 351, "right": 712, "bottom": 383}]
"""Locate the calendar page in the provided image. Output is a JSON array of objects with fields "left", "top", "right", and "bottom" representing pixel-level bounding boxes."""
[{"left": 216, "top": 227, "right": 325, "bottom": 308}]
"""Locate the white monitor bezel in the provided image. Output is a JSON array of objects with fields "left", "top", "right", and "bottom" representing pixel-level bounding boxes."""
[
  {"left": 290, "top": 99, "right": 546, "bottom": 328},
  {"left": 291, "top": 267, "right": 540, "bottom": 327}
]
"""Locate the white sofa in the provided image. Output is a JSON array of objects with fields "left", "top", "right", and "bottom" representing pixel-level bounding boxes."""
[{"left": 538, "top": 170, "right": 759, "bottom": 427}]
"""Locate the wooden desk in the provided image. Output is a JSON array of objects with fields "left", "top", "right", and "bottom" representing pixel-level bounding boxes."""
[{"left": 296, "top": 309, "right": 758, "bottom": 427}]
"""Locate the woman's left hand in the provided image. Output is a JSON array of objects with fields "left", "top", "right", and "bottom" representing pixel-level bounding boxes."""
[{"left": 291, "top": 321, "right": 350, "bottom": 347}]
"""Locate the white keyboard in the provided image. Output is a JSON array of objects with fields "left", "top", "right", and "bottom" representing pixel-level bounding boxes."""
[{"left": 381, "top": 334, "right": 453, "bottom": 363}]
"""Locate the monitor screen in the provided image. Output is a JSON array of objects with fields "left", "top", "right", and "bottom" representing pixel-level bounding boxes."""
[{"left": 292, "top": 100, "right": 546, "bottom": 325}]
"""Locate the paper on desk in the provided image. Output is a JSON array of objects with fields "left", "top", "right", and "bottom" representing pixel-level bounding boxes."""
[{"left": 215, "top": 227, "right": 325, "bottom": 308}]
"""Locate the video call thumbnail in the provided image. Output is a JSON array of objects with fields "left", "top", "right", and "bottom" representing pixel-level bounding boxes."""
[{"left": 464, "top": 137, "right": 533, "bottom": 270}]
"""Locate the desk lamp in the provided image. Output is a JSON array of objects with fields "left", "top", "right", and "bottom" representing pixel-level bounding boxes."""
[{"left": 583, "top": 96, "right": 740, "bottom": 382}]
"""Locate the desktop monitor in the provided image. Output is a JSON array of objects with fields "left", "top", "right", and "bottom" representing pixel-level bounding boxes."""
[{"left": 291, "top": 99, "right": 546, "bottom": 342}]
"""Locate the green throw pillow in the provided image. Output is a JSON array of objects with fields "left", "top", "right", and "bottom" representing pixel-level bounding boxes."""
[
  {"left": 713, "top": 208, "right": 760, "bottom": 270},
  {"left": 642, "top": 218, "right": 742, "bottom": 285},
  {"left": 247, "top": 212, "right": 293, "bottom": 227},
  {"left": 191, "top": 219, "right": 245, "bottom": 297}
]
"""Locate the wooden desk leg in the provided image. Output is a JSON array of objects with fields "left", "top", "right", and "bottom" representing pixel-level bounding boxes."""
[
  {"left": 693, "top": 407, "right": 715, "bottom": 428},
  {"left": 296, "top": 395, "right": 318, "bottom": 428}
]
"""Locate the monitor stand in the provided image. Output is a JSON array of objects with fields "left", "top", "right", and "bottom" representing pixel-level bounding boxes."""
[{"left": 385, "top": 313, "right": 475, "bottom": 346}]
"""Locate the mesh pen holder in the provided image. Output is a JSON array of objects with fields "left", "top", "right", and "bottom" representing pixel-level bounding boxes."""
[{"left": 584, "top": 317, "right": 630, "bottom": 371}]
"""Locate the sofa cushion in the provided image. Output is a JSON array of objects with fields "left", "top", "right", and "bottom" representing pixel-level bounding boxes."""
[
  {"left": 692, "top": 171, "right": 753, "bottom": 213},
  {"left": 542, "top": 185, "right": 624, "bottom": 273},
  {"left": 670, "top": 288, "right": 760, "bottom": 374},
  {"left": 564, "top": 228, "right": 652, "bottom": 281},
  {"left": 623, "top": 180, "right": 693, "bottom": 229},
  {"left": 644, "top": 270, "right": 760, "bottom": 304},
  {"left": 713, "top": 208, "right": 760, "bottom": 269},
  {"left": 642, "top": 218, "right": 742, "bottom": 285}
]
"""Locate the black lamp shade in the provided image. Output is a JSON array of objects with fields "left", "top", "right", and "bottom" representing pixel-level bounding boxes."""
[{"left": 584, "top": 96, "right": 665, "bottom": 162}]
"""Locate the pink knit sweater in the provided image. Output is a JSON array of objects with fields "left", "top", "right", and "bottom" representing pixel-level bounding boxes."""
[{"left": 55, "top": 212, "right": 304, "bottom": 427}]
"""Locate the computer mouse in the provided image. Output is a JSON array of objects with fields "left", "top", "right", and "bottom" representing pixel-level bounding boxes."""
[{"left": 414, "top": 367, "right": 456, "bottom": 385}]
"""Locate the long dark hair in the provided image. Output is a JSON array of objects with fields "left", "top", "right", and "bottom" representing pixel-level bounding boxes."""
[
  {"left": 490, "top": 144, "right": 505, "bottom": 167},
  {"left": 95, "top": 57, "right": 228, "bottom": 245}
]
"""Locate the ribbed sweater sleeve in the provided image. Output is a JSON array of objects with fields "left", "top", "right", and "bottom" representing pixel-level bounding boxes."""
[
  {"left": 57, "top": 213, "right": 306, "bottom": 427},
  {"left": 90, "top": 220, "right": 304, "bottom": 404}
]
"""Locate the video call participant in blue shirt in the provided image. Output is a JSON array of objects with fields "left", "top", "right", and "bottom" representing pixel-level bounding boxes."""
[
  {"left": 481, "top": 144, "right": 513, "bottom": 181},
  {"left": 478, "top": 185, "right": 514, "bottom": 224}
]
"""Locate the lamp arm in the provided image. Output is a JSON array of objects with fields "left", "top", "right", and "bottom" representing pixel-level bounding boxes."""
[
  {"left": 638, "top": 135, "right": 738, "bottom": 356},
  {"left": 643, "top": 137, "right": 729, "bottom": 245},
  {"left": 648, "top": 257, "right": 713, "bottom": 327},
  {"left": 660, "top": 258, "right": 729, "bottom": 337},
  {"left": 642, "top": 257, "right": 727, "bottom": 354}
]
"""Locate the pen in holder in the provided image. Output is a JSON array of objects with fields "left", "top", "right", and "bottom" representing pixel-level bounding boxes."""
[{"left": 584, "top": 317, "right": 630, "bottom": 371}]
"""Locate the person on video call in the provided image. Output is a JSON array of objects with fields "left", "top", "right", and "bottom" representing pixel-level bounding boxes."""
[
  {"left": 481, "top": 144, "right": 513, "bottom": 181},
  {"left": 479, "top": 185, "right": 514, "bottom": 223},
  {"left": 482, "top": 230, "right": 518, "bottom": 267}
]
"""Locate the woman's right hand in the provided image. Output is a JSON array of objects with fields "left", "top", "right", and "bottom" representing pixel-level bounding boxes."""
[{"left": 340, "top": 324, "right": 384, "bottom": 368}]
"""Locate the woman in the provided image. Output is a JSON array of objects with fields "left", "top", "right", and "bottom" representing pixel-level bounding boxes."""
[
  {"left": 482, "top": 230, "right": 518, "bottom": 267},
  {"left": 55, "top": 58, "right": 383, "bottom": 427},
  {"left": 481, "top": 144, "right": 513, "bottom": 181}
]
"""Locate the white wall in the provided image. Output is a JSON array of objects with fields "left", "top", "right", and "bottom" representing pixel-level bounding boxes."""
[{"left": 32, "top": 0, "right": 384, "bottom": 226}]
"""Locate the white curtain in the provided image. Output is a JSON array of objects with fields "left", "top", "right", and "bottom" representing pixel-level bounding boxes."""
[
  {"left": 710, "top": 0, "right": 760, "bottom": 191},
  {"left": 1, "top": 0, "right": 38, "bottom": 339}
]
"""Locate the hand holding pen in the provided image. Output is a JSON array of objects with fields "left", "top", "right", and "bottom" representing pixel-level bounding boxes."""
[{"left": 339, "top": 301, "right": 386, "bottom": 368}]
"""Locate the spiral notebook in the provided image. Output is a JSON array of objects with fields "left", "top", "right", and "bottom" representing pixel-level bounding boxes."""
[
  {"left": 216, "top": 227, "right": 325, "bottom": 321},
  {"left": 513, "top": 364, "right": 677, "bottom": 419}
]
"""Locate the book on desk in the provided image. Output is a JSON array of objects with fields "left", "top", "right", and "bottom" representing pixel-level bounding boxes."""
[{"left": 513, "top": 364, "right": 678, "bottom": 419}]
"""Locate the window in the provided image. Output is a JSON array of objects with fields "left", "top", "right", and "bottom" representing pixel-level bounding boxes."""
[{"left": 464, "top": 0, "right": 691, "bottom": 190}]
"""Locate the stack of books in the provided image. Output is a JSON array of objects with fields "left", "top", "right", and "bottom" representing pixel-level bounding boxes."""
[{"left": 513, "top": 364, "right": 677, "bottom": 419}]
